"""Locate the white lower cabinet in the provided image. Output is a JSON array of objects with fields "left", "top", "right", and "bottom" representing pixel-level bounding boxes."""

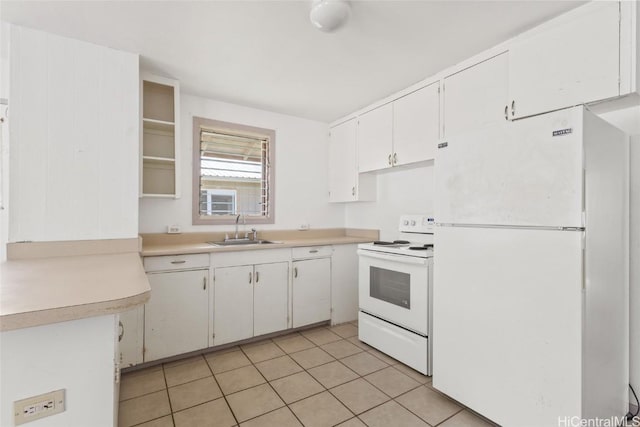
[
  {"left": 292, "top": 258, "right": 331, "bottom": 328},
  {"left": 213, "top": 262, "right": 288, "bottom": 346},
  {"left": 144, "top": 269, "right": 209, "bottom": 362},
  {"left": 138, "top": 245, "right": 353, "bottom": 361},
  {"left": 118, "top": 306, "right": 144, "bottom": 367},
  {"left": 330, "top": 244, "right": 359, "bottom": 325},
  {"left": 254, "top": 262, "right": 289, "bottom": 336}
]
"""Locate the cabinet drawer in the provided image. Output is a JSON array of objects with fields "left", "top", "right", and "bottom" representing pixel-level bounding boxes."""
[
  {"left": 292, "top": 246, "right": 333, "bottom": 260},
  {"left": 144, "top": 253, "right": 209, "bottom": 272}
]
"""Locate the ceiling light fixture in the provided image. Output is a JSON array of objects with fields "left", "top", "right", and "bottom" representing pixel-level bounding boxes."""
[{"left": 309, "top": 0, "right": 351, "bottom": 33}]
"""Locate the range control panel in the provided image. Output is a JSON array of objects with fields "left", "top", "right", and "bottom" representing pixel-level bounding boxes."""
[{"left": 399, "top": 215, "right": 435, "bottom": 234}]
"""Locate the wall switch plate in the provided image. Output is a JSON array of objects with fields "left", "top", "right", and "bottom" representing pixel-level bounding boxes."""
[
  {"left": 167, "top": 225, "right": 181, "bottom": 234},
  {"left": 14, "top": 389, "right": 65, "bottom": 425}
]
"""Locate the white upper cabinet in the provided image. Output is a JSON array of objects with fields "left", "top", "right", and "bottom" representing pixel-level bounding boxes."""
[
  {"left": 329, "top": 119, "right": 375, "bottom": 202},
  {"left": 8, "top": 25, "right": 139, "bottom": 242},
  {"left": 443, "top": 53, "right": 509, "bottom": 138},
  {"left": 393, "top": 82, "right": 440, "bottom": 166},
  {"left": 357, "top": 83, "right": 439, "bottom": 173},
  {"left": 508, "top": 1, "right": 620, "bottom": 120},
  {"left": 358, "top": 103, "right": 393, "bottom": 173}
]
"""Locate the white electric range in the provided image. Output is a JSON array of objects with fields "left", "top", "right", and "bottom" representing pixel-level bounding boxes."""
[{"left": 357, "top": 214, "right": 434, "bottom": 375}]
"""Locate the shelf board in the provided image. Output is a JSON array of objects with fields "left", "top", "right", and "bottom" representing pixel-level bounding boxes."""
[
  {"left": 141, "top": 193, "right": 177, "bottom": 199},
  {"left": 142, "top": 156, "right": 176, "bottom": 163},
  {"left": 142, "top": 118, "right": 175, "bottom": 133},
  {"left": 143, "top": 118, "right": 175, "bottom": 126}
]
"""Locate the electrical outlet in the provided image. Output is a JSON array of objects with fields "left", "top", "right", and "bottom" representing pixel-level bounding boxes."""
[
  {"left": 167, "top": 224, "right": 181, "bottom": 234},
  {"left": 298, "top": 223, "right": 310, "bottom": 231},
  {"left": 14, "top": 389, "right": 65, "bottom": 425}
]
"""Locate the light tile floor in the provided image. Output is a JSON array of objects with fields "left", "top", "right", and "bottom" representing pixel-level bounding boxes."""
[{"left": 118, "top": 322, "right": 497, "bottom": 427}]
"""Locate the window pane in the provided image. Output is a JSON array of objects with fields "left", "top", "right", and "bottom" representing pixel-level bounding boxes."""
[
  {"left": 197, "top": 124, "right": 271, "bottom": 219},
  {"left": 369, "top": 266, "right": 411, "bottom": 309}
]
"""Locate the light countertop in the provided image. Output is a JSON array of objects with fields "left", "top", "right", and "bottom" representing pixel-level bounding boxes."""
[
  {"left": 142, "top": 236, "right": 374, "bottom": 257},
  {"left": 140, "top": 228, "right": 379, "bottom": 257},
  {"left": 0, "top": 252, "right": 150, "bottom": 331}
]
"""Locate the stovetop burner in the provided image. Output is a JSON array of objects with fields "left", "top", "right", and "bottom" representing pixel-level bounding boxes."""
[
  {"left": 373, "top": 240, "right": 411, "bottom": 246},
  {"left": 409, "top": 244, "right": 434, "bottom": 251}
]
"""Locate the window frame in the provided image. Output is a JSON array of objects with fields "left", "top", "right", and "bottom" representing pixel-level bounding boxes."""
[{"left": 192, "top": 117, "right": 276, "bottom": 225}]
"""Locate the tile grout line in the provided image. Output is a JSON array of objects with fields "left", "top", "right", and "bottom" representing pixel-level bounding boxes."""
[
  {"left": 123, "top": 325, "right": 458, "bottom": 427},
  {"left": 323, "top": 377, "right": 371, "bottom": 420},
  {"left": 202, "top": 352, "right": 241, "bottom": 427},
  {"left": 161, "top": 362, "right": 177, "bottom": 427},
  {"left": 433, "top": 407, "right": 466, "bottom": 427}
]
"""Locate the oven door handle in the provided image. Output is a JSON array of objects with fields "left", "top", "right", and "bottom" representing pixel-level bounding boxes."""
[{"left": 357, "top": 249, "right": 428, "bottom": 265}]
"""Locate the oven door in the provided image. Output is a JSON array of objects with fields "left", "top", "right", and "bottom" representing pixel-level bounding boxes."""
[{"left": 358, "top": 249, "right": 429, "bottom": 335}]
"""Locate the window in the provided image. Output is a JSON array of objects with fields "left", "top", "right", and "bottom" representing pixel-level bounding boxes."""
[
  {"left": 192, "top": 117, "right": 275, "bottom": 225},
  {"left": 201, "top": 189, "right": 237, "bottom": 215}
]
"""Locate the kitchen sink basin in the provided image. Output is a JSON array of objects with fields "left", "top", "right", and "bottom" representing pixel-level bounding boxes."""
[{"left": 208, "top": 239, "right": 281, "bottom": 247}]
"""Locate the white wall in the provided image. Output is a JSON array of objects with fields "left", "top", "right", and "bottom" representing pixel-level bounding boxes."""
[
  {"left": 596, "top": 106, "right": 639, "bottom": 407},
  {"left": 631, "top": 135, "right": 639, "bottom": 405},
  {"left": 345, "top": 163, "right": 434, "bottom": 241},
  {"left": 0, "top": 315, "right": 118, "bottom": 427},
  {"left": 8, "top": 25, "right": 139, "bottom": 243},
  {"left": 139, "top": 93, "right": 345, "bottom": 233},
  {"left": 1, "top": 23, "right": 9, "bottom": 261}
]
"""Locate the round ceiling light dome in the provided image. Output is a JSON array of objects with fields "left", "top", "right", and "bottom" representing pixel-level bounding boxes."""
[{"left": 309, "top": 0, "right": 351, "bottom": 33}]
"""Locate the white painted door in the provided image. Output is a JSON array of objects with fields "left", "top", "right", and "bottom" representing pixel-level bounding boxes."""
[
  {"left": 118, "top": 306, "right": 143, "bottom": 367},
  {"left": 329, "top": 119, "right": 357, "bottom": 202},
  {"left": 357, "top": 103, "right": 393, "bottom": 172},
  {"left": 393, "top": 82, "right": 440, "bottom": 165},
  {"left": 214, "top": 265, "right": 254, "bottom": 345},
  {"left": 443, "top": 52, "right": 508, "bottom": 138},
  {"left": 144, "top": 269, "right": 209, "bottom": 361},
  {"left": 508, "top": 1, "right": 619, "bottom": 120},
  {"left": 253, "top": 262, "right": 289, "bottom": 336},
  {"left": 433, "top": 225, "right": 583, "bottom": 427},
  {"left": 435, "top": 107, "right": 584, "bottom": 228},
  {"left": 292, "top": 258, "right": 331, "bottom": 328}
]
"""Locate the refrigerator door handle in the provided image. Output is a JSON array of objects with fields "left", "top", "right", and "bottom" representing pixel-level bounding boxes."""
[{"left": 437, "top": 223, "right": 585, "bottom": 232}]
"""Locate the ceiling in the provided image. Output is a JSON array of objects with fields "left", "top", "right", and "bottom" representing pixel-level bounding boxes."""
[{"left": 0, "top": 1, "right": 584, "bottom": 122}]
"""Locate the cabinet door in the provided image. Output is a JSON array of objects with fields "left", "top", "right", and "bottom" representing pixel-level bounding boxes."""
[
  {"left": 118, "top": 306, "right": 144, "bottom": 367},
  {"left": 443, "top": 53, "right": 508, "bottom": 138},
  {"left": 329, "top": 119, "right": 358, "bottom": 202},
  {"left": 508, "top": 2, "right": 619, "bottom": 120},
  {"left": 292, "top": 258, "right": 331, "bottom": 328},
  {"left": 214, "top": 265, "right": 254, "bottom": 345},
  {"left": 393, "top": 82, "right": 440, "bottom": 165},
  {"left": 144, "top": 270, "right": 209, "bottom": 361},
  {"left": 254, "top": 262, "right": 289, "bottom": 336},
  {"left": 358, "top": 103, "right": 393, "bottom": 173}
]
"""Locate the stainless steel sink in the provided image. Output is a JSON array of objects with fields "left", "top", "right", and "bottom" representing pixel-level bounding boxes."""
[{"left": 208, "top": 239, "right": 281, "bottom": 247}]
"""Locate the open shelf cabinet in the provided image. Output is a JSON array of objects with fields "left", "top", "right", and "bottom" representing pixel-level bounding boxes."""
[{"left": 140, "top": 74, "right": 180, "bottom": 198}]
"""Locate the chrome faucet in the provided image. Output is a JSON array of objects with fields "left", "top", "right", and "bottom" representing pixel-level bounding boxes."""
[{"left": 234, "top": 214, "right": 241, "bottom": 239}]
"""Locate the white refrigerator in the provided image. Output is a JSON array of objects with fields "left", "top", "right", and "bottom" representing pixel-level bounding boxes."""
[{"left": 433, "top": 106, "right": 629, "bottom": 426}]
